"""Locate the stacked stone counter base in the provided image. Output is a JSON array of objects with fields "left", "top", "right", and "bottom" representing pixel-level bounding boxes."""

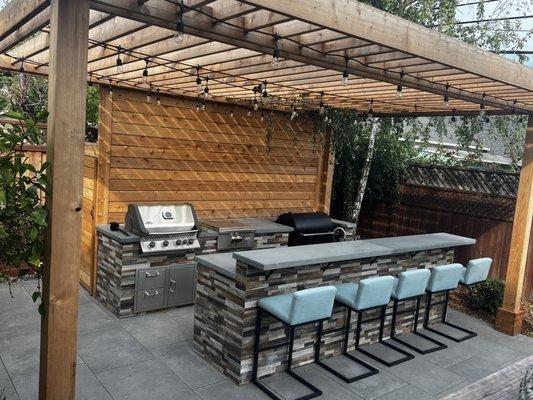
[{"left": 193, "top": 248, "right": 454, "bottom": 384}]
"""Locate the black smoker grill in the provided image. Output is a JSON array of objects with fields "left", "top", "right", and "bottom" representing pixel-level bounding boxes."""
[{"left": 276, "top": 212, "right": 346, "bottom": 246}]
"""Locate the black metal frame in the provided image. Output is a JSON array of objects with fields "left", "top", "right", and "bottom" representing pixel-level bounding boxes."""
[
  {"left": 390, "top": 296, "right": 447, "bottom": 354},
  {"left": 423, "top": 289, "right": 477, "bottom": 342},
  {"left": 315, "top": 305, "right": 379, "bottom": 383},
  {"left": 252, "top": 307, "right": 324, "bottom": 400}
]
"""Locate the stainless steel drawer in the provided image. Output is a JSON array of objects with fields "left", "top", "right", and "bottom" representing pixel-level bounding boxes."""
[
  {"left": 166, "top": 263, "right": 196, "bottom": 307},
  {"left": 137, "top": 268, "right": 166, "bottom": 290},
  {"left": 135, "top": 287, "right": 165, "bottom": 313}
]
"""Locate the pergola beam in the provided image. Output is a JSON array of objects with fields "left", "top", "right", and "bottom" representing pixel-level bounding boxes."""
[
  {"left": 0, "top": 0, "right": 49, "bottom": 42},
  {"left": 88, "top": 0, "right": 531, "bottom": 113},
  {"left": 239, "top": 0, "right": 533, "bottom": 92}
]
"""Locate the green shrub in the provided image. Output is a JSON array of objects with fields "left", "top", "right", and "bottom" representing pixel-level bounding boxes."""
[{"left": 468, "top": 279, "right": 505, "bottom": 315}]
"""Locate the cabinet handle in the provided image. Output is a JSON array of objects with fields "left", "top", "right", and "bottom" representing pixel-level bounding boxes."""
[
  {"left": 169, "top": 279, "right": 176, "bottom": 293},
  {"left": 144, "top": 290, "right": 159, "bottom": 297},
  {"left": 145, "top": 271, "right": 160, "bottom": 278}
]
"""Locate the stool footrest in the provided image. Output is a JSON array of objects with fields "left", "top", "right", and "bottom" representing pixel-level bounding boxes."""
[
  {"left": 356, "top": 340, "right": 415, "bottom": 367},
  {"left": 316, "top": 353, "right": 379, "bottom": 383},
  {"left": 253, "top": 370, "right": 323, "bottom": 400},
  {"left": 391, "top": 331, "right": 448, "bottom": 354},
  {"left": 424, "top": 322, "right": 477, "bottom": 343}
]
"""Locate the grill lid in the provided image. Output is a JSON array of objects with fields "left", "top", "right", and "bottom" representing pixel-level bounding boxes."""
[
  {"left": 276, "top": 212, "right": 335, "bottom": 234},
  {"left": 125, "top": 204, "right": 198, "bottom": 236}
]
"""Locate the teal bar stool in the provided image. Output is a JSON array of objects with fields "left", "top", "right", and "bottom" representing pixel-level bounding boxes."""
[
  {"left": 316, "top": 276, "right": 413, "bottom": 384},
  {"left": 424, "top": 263, "right": 477, "bottom": 342},
  {"left": 460, "top": 258, "right": 492, "bottom": 287},
  {"left": 390, "top": 269, "right": 448, "bottom": 354},
  {"left": 252, "top": 286, "right": 337, "bottom": 400}
]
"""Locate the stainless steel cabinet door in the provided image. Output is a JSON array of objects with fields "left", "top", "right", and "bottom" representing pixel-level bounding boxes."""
[{"left": 166, "top": 263, "right": 196, "bottom": 307}]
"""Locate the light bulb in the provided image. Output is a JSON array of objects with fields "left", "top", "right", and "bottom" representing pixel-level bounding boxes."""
[
  {"left": 196, "top": 77, "right": 202, "bottom": 92},
  {"left": 116, "top": 59, "right": 124, "bottom": 74},
  {"left": 253, "top": 99, "right": 259, "bottom": 111},
  {"left": 202, "top": 90, "right": 208, "bottom": 100},
  {"left": 396, "top": 84, "right": 403, "bottom": 98},
  {"left": 173, "top": 31, "right": 184, "bottom": 44},
  {"left": 201, "top": 102, "right": 206, "bottom": 111},
  {"left": 319, "top": 105, "right": 325, "bottom": 115},
  {"left": 196, "top": 103, "right": 200, "bottom": 112},
  {"left": 341, "top": 71, "right": 349, "bottom": 86},
  {"left": 146, "top": 93, "right": 151, "bottom": 103},
  {"left": 247, "top": 108, "right": 252, "bottom": 117},
  {"left": 444, "top": 94, "right": 450, "bottom": 107},
  {"left": 271, "top": 56, "right": 280, "bottom": 68},
  {"left": 142, "top": 69, "right": 148, "bottom": 84},
  {"left": 157, "top": 96, "right": 161, "bottom": 106}
]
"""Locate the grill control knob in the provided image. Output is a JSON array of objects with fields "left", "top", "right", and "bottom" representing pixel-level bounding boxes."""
[
  {"left": 188, "top": 238, "right": 194, "bottom": 245},
  {"left": 162, "top": 240, "right": 169, "bottom": 247},
  {"left": 175, "top": 239, "right": 182, "bottom": 245},
  {"left": 148, "top": 241, "right": 156, "bottom": 248}
]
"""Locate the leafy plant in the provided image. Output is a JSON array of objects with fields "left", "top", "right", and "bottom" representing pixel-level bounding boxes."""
[
  {"left": 468, "top": 278, "right": 505, "bottom": 315},
  {"left": 0, "top": 111, "right": 48, "bottom": 315}
]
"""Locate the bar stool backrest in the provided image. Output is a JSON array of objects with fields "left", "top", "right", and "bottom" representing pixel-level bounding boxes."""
[
  {"left": 461, "top": 258, "right": 492, "bottom": 285},
  {"left": 354, "top": 276, "right": 395, "bottom": 311},
  {"left": 426, "top": 264, "right": 465, "bottom": 293},
  {"left": 288, "top": 286, "right": 337, "bottom": 325},
  {"left": 393, "top": 269, "right": 431, "bottom": 300}
]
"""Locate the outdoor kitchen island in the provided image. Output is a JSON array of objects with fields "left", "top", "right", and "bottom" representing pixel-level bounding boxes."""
[{"left": 193, "top": 232, "right": 476, "bottom": 384}]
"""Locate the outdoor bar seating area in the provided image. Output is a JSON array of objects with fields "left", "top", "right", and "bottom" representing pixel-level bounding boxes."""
[{"left": 0, "top": 0, "right": 531, "bottom": 399}]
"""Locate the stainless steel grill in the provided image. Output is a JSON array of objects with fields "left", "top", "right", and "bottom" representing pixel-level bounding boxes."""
[
  {"left": 201, "top": 219, "right": 255, "bottom": 251},
  {"left": 124, "top": 204, "right": 200, "bottom": 254}
]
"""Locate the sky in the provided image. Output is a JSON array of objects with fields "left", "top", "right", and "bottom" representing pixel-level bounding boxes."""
[{"left": 455, "top": 0, "right": 533, "bottom": 66}]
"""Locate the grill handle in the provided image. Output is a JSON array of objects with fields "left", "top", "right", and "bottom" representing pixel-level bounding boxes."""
[
  {"left": 144, "top": 290, "right": 159, "bottom": 297},
  {"left": 299, "top": 232, "right": 335, "bottom": 238},
  {"left": 145, "top": 271, "right": 160, "bottom": 278}
]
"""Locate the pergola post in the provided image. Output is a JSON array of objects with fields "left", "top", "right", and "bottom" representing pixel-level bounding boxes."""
[
  {"left": 495, "top": 115, "right": 533, "bottom": 335},
  {"left": 38, "top": 0, "right": 90, "bottom": 398}
]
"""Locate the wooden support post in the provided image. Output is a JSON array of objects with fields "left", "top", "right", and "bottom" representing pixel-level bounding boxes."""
[
  {"left": 496, "top": 115, "right": 533, "bottom": 335},
  {"left": 39, "top": 0, "right": 90, "bottom": 398},
  {"left": 315, "top": 128, "right": 334, "bottom": 214}
]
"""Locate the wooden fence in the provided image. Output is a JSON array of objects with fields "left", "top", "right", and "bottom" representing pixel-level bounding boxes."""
[{"left": 358, "top": 164, "right": 533, "bottom": 300}]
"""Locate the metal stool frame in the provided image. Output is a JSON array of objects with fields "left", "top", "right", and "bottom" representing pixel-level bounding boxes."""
[
  {"left": 390, "top": 295, "right": 447, "bottom": 354},
  {"left": 252, "top": 307, "right": 325, "bottom": 400}
]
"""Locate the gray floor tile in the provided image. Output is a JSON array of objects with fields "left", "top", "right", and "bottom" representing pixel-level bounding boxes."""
[
  {"left": 375, "top": 385, "right": 435, "bottom": 400},
  {"left": 461, "top": 336, "right": 524, "bottom": 365},
  {"left": 164, "top": 305, "right": 194, "bottom": 318},
  {"left": 0, "top": 283, "right": 34, "bottom": 308},
  {"left": 445, "top": 356, "right": 502, "bottom": 381},
  {"left": 77, "top": 328, "right": 154, "bottom": 373},
  {"left": 387, "top": 357, "right": 465, "bottom": 395},
  {"left": 151, "top": 340, "right": 226, "bottom": 389},
  {"left": 77, "top": 302, "right": 120, "bottom": 334},
  {"left": 0, "top": 358, "right": 19, "bottom": 400},
  {"left": 194, "top": 379, "right": 272, "bottom": 400},
  {"left": 434, "top": 381, "right": 471, "bottom": 399},
  {"left": 262, "top": 365, "right": 364, "bottom": 400},
  {"left": 97, "top": 358, "right": 201, "bottom": 400},
  {"left": 0, "top": 333, "right": 41, "bottom": 378},
  {"left": 11, "top": 363, "right": 112, "bottom": 400},
  {"left": 120, "top": 312, "right": 193, "bottom": 349},
  {"left": 422, "top": 343, "right": 473, "bottom": 368},
  {"left": 312, "top": 360, "right": 407, "bottom": 400},
  {"left": 0, "top": 304, "right": 40, "bottom": 340}
]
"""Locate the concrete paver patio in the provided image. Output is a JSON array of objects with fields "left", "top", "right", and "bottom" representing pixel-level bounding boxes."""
[{"left": 1, "top": 279, "right": 532, "bottom": 400}]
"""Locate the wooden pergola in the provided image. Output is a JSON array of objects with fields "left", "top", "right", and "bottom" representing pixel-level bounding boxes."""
[{"left": 0, "top": 0, "right": 531, "bottom": 398}]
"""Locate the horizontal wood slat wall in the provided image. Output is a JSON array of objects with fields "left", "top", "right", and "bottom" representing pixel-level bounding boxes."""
[
  {"left": 81, "top": 144, "right": 97, "bottom": 293},
  {"left": 100, "top": 88, "right": 330, "bottom": 223}
]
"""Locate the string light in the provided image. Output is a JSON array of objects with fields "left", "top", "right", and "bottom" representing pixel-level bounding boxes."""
[
  {"left": 229, "top": 108, "right": 234, "bottom": 117},
  {"left": 156, "top": 88, "right": 161, "bottom": 106},
  {"left": 253, "top": 98, "right": 259, "bottom": 111},
  {"left": 512, "top": 99, "right": 517, "bottom": 114},
  {"left": 116, "top": 45, "right": 124, "bottom": 74},
  {"left": 396, "top": 72, "right": 404, "bottom": 98},
  {"left": 260, "top": 111, "right": 264, "bottom": 121},
  {"left": 479, "top": 93, "right": 486, "bottom": 116},
  {"left": 444, "top": 84, "right": 450, "bottom": 107},
  {"left": 290, "top": 107, "right": 298, "bottom": 121},
  {"left": 252, "top": 86, "right": 259, "bottom": 110},
  {"left": 451, "top": 108, "right": 457, "bottom": 123},
  {"left": 341, "top": 54, "right": 349, "bottom": 86},
  {"left": 108, "top": 86, "right": 113, "bottom": 98},
  {"left": 318, "top": 91, "right": 325, "bottom": 115},
  {"left": 201, "top": 77, "right": 209, "bottom": 100},
  {"left": 195, "top": 66, "right": 202, "bottom": 93},
  {"left": 174, "top": 0, "right": 185, "bottom": 44},
  {"left": 18, "top": 58, "right": 25, "bottom": 77},
  {"left": 367, "top": 99, "right": 374, "bottom": 120},
  {"left": 247, "top": 107, "right": 252, "bottom": 117},
  {"left": 201, "top": 100, "right": 206, "bottom": 111},
  {"left": 196, "top": 99, "right": 201, "bottom": 112},
  {"left": 261, "top": 80, "right": 268, "bottom": 102},
  {"left": 146, "top": 84, "right": 152, "bottom": 102},
  {"left": 271, "top": 34, "right": 281, "bottom": 68},
  {"left": 142, "top": 58, "right": 149, "bottom": 84}
]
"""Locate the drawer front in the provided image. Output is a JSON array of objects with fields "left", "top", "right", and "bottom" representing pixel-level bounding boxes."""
[
  {"left": 137, "top": 268, "right": 166, "bottom": 290},
  {"left": 135, "top": 287, "right": 165, "bottom": 313},
  {"left": 166, "top": 264, "right": 196, "bottom": 307}
]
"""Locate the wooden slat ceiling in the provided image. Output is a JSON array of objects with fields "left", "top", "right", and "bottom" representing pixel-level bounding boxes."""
[{"left": 0, "top": 0, "right": 532, "bottom": 116}]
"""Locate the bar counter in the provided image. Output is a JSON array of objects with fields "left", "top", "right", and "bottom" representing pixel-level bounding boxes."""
[{"left": 193, "top": 233, "right": 475, "bottom": 384}]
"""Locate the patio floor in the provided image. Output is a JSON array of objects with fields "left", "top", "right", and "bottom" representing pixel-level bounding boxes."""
[{"left": 1, "top": 279, "right": 532, "bottom": 400}]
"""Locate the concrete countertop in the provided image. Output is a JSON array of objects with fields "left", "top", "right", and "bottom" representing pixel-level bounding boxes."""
[
  {"left": 233, "top": 233, "right": 475, "bottom": 271},
  {"left": 96, "top": 225, "right": 140, "bottom": 244},
  {"left": 195, "top": 252, "right": 237, "bottom": 279},
  {"left": 236, "top": 218, "right": 294, "bottom": 234}
]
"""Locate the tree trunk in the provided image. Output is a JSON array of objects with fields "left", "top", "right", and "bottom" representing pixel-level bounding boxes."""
[{"left": 351, "top": 119, "right": 379, "bottom": 232}]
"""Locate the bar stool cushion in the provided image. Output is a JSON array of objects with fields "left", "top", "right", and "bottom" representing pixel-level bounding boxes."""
[
  {"left": 460, "top": 258, "right": 492, "bottom": 285},
  {"left": 426, "top": 264, "right": 465, "bottom": 293},
  {"left": 336, "top": 276, "right": 395, "bottom": 311},
  {"left": 392, "top": 269, "right": 431, "bottom": 300},
  {"left": 258, "top": 286, "right": 337, "bottom": 326}
]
